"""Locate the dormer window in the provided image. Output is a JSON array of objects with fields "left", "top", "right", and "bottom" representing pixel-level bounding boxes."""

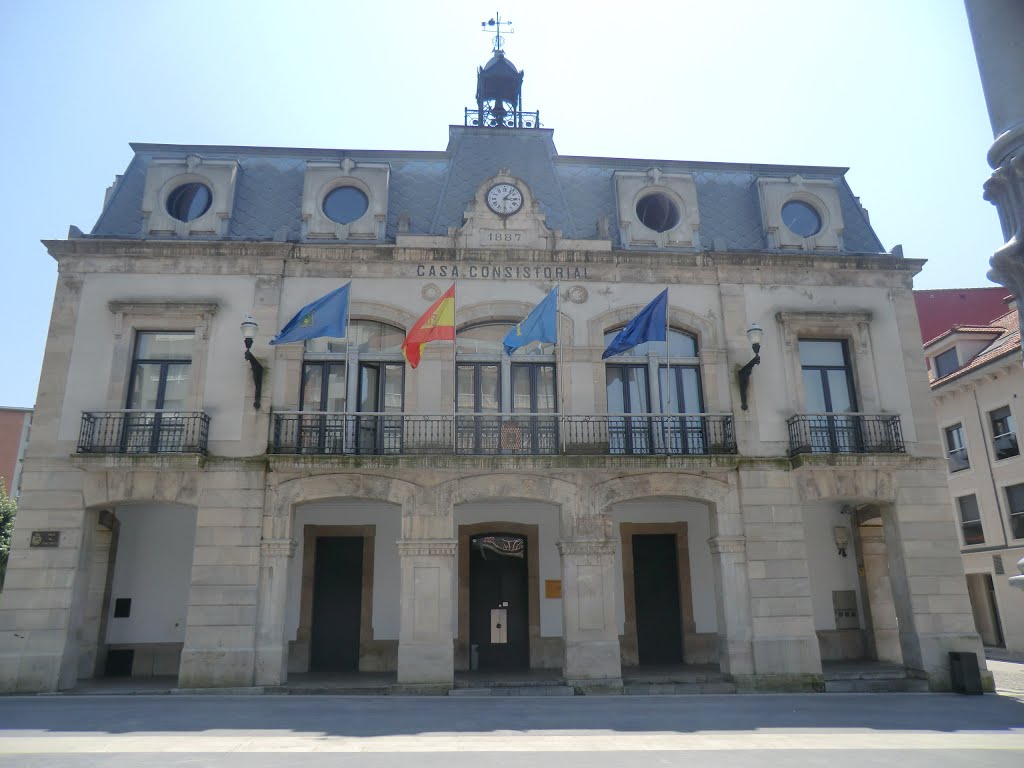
[{"left": 933, "top": 347, "right": 959, "bottom": 378}]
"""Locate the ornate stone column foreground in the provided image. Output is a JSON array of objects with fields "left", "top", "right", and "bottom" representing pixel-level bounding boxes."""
[{"left": 965, "top": 0, "right": 1024, "bottom": 317}]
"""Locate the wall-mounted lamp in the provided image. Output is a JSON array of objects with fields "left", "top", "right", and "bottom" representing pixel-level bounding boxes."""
[
  {"left": 241, "top": 315, "right": 263, "bottom": 409},
  {"left": 834, "top": 526, "right": 850, "bottom": 558},
  {"left": 737, "top": 322, "right": 764, "bottom": 411}
]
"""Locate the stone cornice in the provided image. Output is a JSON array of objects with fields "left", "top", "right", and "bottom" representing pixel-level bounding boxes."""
[
  {"left": 70, "top": 453, "right": 206, "bottom": 471},
  {"left": 398, "top": 540, "right": 458, "bottom": 557},
  {"left": 44, "top": 237, "right": 925, "bottom": 279}
]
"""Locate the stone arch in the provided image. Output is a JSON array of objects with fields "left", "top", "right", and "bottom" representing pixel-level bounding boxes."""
[
  {"left": 272, "top": 472, "right": 420, "bottom": 513},
  {"left": 82, "top": 470, "right": 200, "bottom": 511},
  {"left": 455, "top": 300, "right": 574, "bottom": 341},
  {"left": 589, "top": 471, "right": 732, "bottom": 516},
  {"left": 439, "top": 473, "right": 579, "bottom": 536},
  {"left": 348, "top": 301, "right": 418, "bottom": 331},
  {"left": 793, "top": 468, "right": 897, "bottom": 505},
  {"left": 588, "top": 302, "right": 720, "bottom": 351}
]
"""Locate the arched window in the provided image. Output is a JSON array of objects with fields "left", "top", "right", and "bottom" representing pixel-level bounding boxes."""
[
  {"left": 298, "top": 319, "right": 405, "bottom": 454},
  {"left": 456, "top": 321, "right": 557, "bottom": 455},
  {"left": 603, "top": 327, "right": 706, "bottom": 454}
]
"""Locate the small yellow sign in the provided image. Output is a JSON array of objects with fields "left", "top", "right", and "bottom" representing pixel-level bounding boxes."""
[{"left": 545, "top": 579, "right": 562, "bottom": 599}]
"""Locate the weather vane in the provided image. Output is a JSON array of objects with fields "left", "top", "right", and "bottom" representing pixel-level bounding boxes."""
[{"left": 481, "top": 12, "right": 513, "bottom": 53}]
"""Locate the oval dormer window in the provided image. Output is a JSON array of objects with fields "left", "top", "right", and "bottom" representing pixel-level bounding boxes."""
[
  {"left": 166, "top": 182, "right": 213, "bottom": 222},
  {"left": 323, "top": 186, "right": 369, "bottom": 225},
  {"left": 781, "top": 200, "right": 822, "bottom": 237},
  {"left": 636, "top": 193, "right": 680, "bottom": 233}
]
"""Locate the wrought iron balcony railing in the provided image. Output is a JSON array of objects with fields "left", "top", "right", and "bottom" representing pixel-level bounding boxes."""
[
  {"left": 787, "top": 413, "right": 905, "bottom": 456},
  {"left": 272, "top": 412, "right": 737, "bottom": 457},
  {"left": 77, "top": 411, "right": 210, "bottom": 455}
]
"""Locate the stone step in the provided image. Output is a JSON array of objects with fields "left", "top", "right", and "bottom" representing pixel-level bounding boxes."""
[
  {"left": 449, "top": 685, "right": 575, "bottom": 696},
  {"left": 624, "top": 681, "right": 737, "bottom": 695},
  {"left": 824, "top": 677, "right": 930, "bottom": 693}
]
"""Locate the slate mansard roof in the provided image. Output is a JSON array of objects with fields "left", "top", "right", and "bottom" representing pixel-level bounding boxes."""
[{"left": 91, "top": 126, "right": 886, "bottom": 254}]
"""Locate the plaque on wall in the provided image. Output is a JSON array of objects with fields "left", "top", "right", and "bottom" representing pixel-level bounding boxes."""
[
  {"left": 30, "top": 531, "right": 60, "bottom": 548},
  {"left": 545, "top": 579, "right": 562, "bottom": 599}
]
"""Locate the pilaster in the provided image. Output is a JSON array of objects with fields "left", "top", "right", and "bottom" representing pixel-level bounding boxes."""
[
  {"left": 557, "top": 539, "right": 622, "bottom": 688},
  {"left": 396, "top": 539, "right": 457, "bottom": 687}
]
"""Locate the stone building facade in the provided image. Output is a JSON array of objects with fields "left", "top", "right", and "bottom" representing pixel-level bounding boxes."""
[
  {"left": 925, "top": 295, "right": 1023, "bottom": 652},
  {"left": 0, "top": 51, "right": 987, "bottom": 694}
]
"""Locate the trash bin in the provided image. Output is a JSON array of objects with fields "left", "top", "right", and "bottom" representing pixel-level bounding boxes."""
[{"left": 949, "top": 651, "right": 982, "bottom": 694}]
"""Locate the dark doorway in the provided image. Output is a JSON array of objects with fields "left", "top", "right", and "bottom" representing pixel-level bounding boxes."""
[
  {"left": 310, "top": 536, "right": 363, "bottom": 671},
  {"left": 469, "top": 534, "right": 529, "bottom": 671},
  {"left": 632, "top": 533, "right": 683, "bottom": 664}
]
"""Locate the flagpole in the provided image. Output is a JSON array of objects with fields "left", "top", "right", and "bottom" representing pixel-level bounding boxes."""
[
  {"left": 664, "top": 288, "right": 671, "bottom": 451},
  {"left": 556, "top": 284, "right": 565, "bottom": 454},
  {"left": 453, "top": 280, "right": 458, "bottom": 415}
]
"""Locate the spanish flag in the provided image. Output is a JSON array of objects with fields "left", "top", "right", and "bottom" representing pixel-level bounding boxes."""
[{"left": 401, "top": 284, "right": 456, "bottom": 369}]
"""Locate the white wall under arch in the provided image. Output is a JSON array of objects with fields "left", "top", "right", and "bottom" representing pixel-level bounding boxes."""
[
  {"left": 107, "top": 503, "right": 197, "bottom": 644},
  {"left": 610, "top": 497, "right": 717, "bottom": 635},
  {"left": 454, "top": 500, "right": 562, "bottom": 637},
  {"left": 803, "top": 502, "right": 863, "bottom": 629},
  {"left": 287, "top": 499, "right": 402, "bottom": 641}
]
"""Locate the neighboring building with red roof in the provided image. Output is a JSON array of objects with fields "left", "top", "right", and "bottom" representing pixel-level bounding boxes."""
[
  {"left": 926, "top": 295, "right": 1023, "bottom": 655},
  {"left": 0, "top": 407, "right": 31, "bottom": 499},
  {"left": 914, "top": 287, "right": 1009, "bottom": 345}
]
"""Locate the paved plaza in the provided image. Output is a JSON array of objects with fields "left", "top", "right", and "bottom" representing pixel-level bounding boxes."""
[{"left": 0, "top": 687, "right": 1022, "bottom": 767}]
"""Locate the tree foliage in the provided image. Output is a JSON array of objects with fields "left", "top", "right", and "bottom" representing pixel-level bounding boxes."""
[{"left": 0, "top": 478, "right": 16, "bottom": 588}]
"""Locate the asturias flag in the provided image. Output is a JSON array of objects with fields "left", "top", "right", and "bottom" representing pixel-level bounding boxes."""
[
  {"left": 503, "top": 286, "right": 558, "bottom": 356},
  {"left": 402, "top": 284, "right": 456, "bottom": 368},
  {"left": 270, "top": 282, "right": 350, "bottom": 345},
  {"left": 601, "top": 289, "right": 668, "bottom": 359}
]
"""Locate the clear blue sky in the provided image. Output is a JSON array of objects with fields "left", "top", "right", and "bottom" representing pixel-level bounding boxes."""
[{"left": 0, "top": 0, "right": 1004, "bottom": 408}]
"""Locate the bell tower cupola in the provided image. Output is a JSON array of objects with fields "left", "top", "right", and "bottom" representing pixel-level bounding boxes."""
[{"left": 465, "top": 13, "right": 540, "bottom": 129}]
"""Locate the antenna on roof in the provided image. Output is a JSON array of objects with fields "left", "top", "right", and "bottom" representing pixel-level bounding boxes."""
[{"left": 481, "top": 12, "right": 513, "bottom": 53}]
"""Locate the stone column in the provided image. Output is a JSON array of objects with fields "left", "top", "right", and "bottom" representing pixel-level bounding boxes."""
[
  {"left": 557, "top": 539, "right": 622, "bottom": 689},
  {"left": 178, "top": 466, "right": 265, "bottom": 688},
  {"left": 708, "top": 535, "right": 754, "bottom": 676},
  {"left": 253, "top": 538, "right": 295, "bottom": 686},
  {"left": 965, "top": 0, "right": 1024, "bottom": 305},
  {"left": 396, "top": 539, "right": 457, "bottom": 688},
  {"left": 857, "top": 526, "right": 902, "bottom": 663}
]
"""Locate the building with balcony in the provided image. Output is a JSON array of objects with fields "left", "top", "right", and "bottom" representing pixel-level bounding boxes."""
[
  {"left": 924, "top": 291, "right": 1023, "bottom": 655},
  {"left": 0, "top": 45, "right": 986, "bottom": 694}
]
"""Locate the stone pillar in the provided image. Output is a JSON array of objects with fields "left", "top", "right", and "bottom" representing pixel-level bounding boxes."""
[
  {"left": 76, "top": 513, "right": 116, "bottom": 679},
  {"left": 738, "top": 470, "right": 822, "bottom": 689},
  {"left": 253, "top": 538, "right": 295, "bottom": 686},
  {"left": 878, "top": 482, "right": 989, "bottom": 690},
  {"left": 857, "top": 526, "right": 902, "bottom": 663},
  {"left": 178, "top": 467, "right": 264, "bottom": 688},
  {"left": 708, "top": 535, "right": 754, "bottom": 676},
  {"left": 396, "top": 540, "right": 457, "bottom": 688},
  {"left": 557, "top": 539, "right": 622, "bottom": 688},
  {"left": 965, "top": 0, "right": 1024, "bottom": 304}
]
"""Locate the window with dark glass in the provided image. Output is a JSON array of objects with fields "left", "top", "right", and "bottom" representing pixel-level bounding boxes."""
[
  {"left": 322, "top": 186, "right": 369, "bottom": 225},
  {"left": 957, "top": 494, "right": 984, "bottom": 545},
  {"left": 989, "top": 405, "right": 1019, "bottom": 460},
  {"left": 1006, "top": 484, "right": 1024, "bottom": 540},
  {"left": 799, "top": 339, "right": 858, "bottom": 453},
  {"left": 166, "top": 183, "right": 212, "bottom": 222},
  {"left": 933, "top": 347, "right": 959, "bottom": 378},
  {"left": 945, "top": 423, "right": 969, "bottom": 472},
  {"left": 124, "top": 332, "right": 194, "bottom": 453},
  {"left": 298, "top": 320, "right": 404, "bottom": 454},
  {"left": 456, "top": 322, "right": 556, "bottom": 454},
  {"left": 603, "top": 327, "right": 704, "bottom": 454}
]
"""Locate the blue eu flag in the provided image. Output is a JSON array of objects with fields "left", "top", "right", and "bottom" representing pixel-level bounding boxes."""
[
  {"left": 601, "top": 289, "right": 668, "bottom": 359},
  {"left": 270, "top": 283, "right": 351, "bottom": 345},
  {"left": 503, "top": 286, "right": 558, "bottom": 355}
]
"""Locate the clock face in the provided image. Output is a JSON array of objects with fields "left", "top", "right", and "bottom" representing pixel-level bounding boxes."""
[{"left": 486, "top": 183, "right": 524, "bottom": 216}]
